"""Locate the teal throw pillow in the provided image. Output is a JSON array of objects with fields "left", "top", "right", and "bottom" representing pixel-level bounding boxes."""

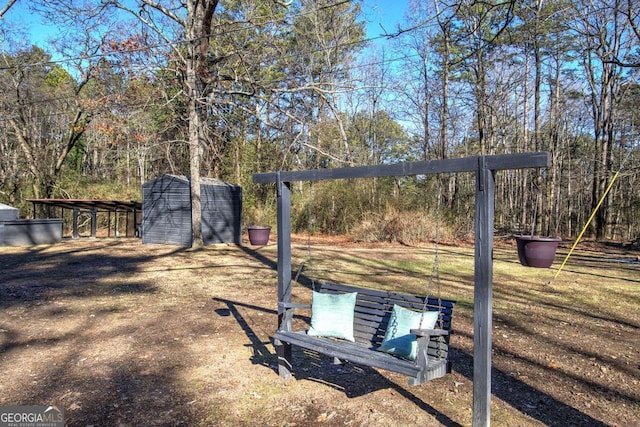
[
  {"left": 307, "top": 291, "right": 357, "bottom": 342},
  {"left": 378, "top": 304, "right": 438, "bottom": 361}
]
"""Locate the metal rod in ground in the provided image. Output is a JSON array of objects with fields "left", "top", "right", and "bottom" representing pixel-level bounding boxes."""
[{"left": 549, "top": 170, "right": 620, "bottom": 284}]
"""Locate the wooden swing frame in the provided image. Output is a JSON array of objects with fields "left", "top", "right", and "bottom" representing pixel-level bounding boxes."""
[{"left": 253, "top": 152, "right": 550, "bottom": 427}]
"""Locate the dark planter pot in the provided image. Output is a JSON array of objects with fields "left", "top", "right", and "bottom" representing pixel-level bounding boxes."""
[
  {"left": 247, "top": 226, "right": 271, "bottom": 245},
  {"left": 514, "top": 235, "right": 561, "bottom": 268}
]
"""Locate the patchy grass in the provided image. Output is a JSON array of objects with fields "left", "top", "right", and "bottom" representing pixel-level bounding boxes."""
[{"left": 0, "top": 236, "right": 638, "bottom": 426}]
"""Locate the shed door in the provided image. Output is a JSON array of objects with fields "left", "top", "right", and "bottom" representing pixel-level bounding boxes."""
[
  {"left": 164, "top": 192, "right": 192, "bottom": 245},
  {"left": 144, "top": 191, "right": 192, "bottom": 246}
]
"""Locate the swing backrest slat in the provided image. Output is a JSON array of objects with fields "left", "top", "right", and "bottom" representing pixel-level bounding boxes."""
[{"left": 318, "top": 282, "right": 455, "bottom": 352}]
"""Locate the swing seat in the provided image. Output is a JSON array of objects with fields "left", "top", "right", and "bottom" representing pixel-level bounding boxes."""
[{"left": 273, "top": 282, "right": 455, "bottom": 386}]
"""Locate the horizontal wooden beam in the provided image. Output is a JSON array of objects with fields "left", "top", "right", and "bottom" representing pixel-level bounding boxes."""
[{"left": 253, "top": 152, "right": 549, "bottom": 184}]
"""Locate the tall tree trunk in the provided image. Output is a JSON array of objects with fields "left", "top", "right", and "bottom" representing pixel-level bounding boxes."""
[
  {"left": 422, "top": 61, "right": 430, "bottom": 161},
  {"left": 184, "top": 0, "right": 218, "bottom": 248},
  {"left": 440, "top": 22, "right": 450, "bottom": 161},
  {"left": 533, "top": 0, "right": 544, "bottom": 234},
  {"left": 475, "top": 47, "right": 487, "bottom": 155},
  {"left": 588, "top": 50, "right": 619, "bottom": 241},
  {"left": 521, "top": 45, "right": 530, "bottom": 231},
  {"left": 187, "top": 91, "right": 204, "bottom": 247}
]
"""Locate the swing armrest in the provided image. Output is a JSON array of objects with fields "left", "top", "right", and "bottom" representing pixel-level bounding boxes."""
[
  {"left": 411, "top": 328, "right": 450, "bottom": 337},
  {"left": 277, "top": 302, "right": 311, "bottom": 333},
  {"left": 278, "top": 302, "right": 311, "bottom": 310}
]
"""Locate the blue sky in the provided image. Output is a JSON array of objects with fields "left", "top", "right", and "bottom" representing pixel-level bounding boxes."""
[
  {"left": 3, "top": 1, "right": 60, "bottom": 52},
  {"left": 364, "top": 0, "right": 409, "bottom": 40},
  {"left": 3, "top": 0, "right": 409, "bottom": 55}
]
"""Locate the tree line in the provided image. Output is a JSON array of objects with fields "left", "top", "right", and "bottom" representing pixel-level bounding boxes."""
[{"left": 1, "top": 0, "right": 639, "bottom": 245}]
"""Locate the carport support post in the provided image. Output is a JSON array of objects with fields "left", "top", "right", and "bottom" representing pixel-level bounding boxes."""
[
  {"left": 90, "top": 209, "right": 97, "bottom": 238},
  {"left": 275, "top": 172, "right": 293, "bottom": 377},
  {"left": 72, "top": 208, "right": 79, "bottom": 239},
  {"left": 473, "top": 156, "right": 495, "bottom": 427}
]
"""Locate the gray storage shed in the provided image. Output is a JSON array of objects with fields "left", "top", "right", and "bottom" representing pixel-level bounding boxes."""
[
  {"left": 0, "top": 203, "right": 19, "bottom": 221},
  {"left": 0, "top": 202, "right": 63, "bottom": 246},
  {"left": 142, "top": 175, "right": 242, "bottom": 246}
]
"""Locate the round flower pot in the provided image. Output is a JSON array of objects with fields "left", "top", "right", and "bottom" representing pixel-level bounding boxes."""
[
  {"left": 247, "top": 226, "right": 271, "bottom": 245},
  {"left": 514, "top": 235, "right": 561, "bottom": 268}
]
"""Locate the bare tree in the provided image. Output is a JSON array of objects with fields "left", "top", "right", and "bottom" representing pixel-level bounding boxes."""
[
  {"left": 573, "top": 0, "right": 638, "bottom": 239},
  {"left": 0, "top": 45, "right": 95, "bottom": 203}
]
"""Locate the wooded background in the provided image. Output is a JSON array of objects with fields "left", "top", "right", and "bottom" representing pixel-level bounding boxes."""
[{"left": 1, "top": 0, "right": 639, "bottom": 245}]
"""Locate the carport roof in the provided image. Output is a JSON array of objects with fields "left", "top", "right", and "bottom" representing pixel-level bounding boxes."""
[{"left": 27, "top": 199, "right": 141, "bottom": 212}]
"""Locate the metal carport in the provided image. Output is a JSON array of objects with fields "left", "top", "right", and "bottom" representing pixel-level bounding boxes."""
[{"left": 27, "top": 199, "right": 142, "bottom": 239}]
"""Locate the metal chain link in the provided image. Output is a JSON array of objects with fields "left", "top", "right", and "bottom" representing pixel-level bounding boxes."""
[{"left": 421, "top": 177, "right": 444, "bottom": 330}]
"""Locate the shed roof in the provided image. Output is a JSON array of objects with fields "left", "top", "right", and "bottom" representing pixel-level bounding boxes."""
[
  {"left": 0, "top": 203, "right": 19, "bottom": 211},
  {"left": 144, "top": 174, "right": 240, "bottom": 187}
]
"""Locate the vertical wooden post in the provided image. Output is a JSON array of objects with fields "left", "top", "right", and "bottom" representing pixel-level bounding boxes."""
[
  {"left": 72, "top": 208, "right": 79, "bottom": 239},
  {"left": 90, "top": 209, "right": 97, "bottom": 238},
  {"left": 134, "top": 209, "right": 139, "bottom": 238},
  {"left": 276, "top": 172, "right": 293, "bottom": 377},
  {"left": 473, "top": 156, "right": 495, "bottom": 426}
]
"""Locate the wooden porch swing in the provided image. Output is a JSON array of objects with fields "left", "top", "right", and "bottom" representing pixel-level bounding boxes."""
[
  {"left": 253, "top": 152, "right": 550, "bottom": 427},
  {"left": 273, "top": 177, "right": 455, "bottom": 386},
  {"left": 275, "top": 281, "right": 456, "bottom": 385}
]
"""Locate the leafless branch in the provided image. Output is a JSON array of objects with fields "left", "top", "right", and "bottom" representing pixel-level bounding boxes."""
[{"left": 0, "top": 0, "right": 17, "bottom": 19}]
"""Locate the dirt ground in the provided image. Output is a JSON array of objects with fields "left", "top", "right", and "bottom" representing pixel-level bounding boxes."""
[{"left": 0, "top": 236, "right": 638, "bottom": 426}]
